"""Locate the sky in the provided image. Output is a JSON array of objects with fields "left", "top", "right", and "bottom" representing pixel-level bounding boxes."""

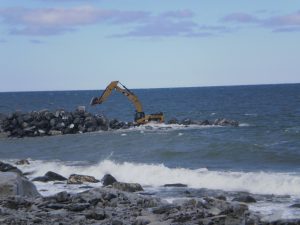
[{"left": 0, "top": 0, "right": 300, "bottom": 92}]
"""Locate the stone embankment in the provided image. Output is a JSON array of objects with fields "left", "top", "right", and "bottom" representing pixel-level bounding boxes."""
[
  {"left": 0, "top": 107, "right": 239, "bottom": 138},
  {"left": 1, "top": 160, "right": 300, "bottom": 225}
]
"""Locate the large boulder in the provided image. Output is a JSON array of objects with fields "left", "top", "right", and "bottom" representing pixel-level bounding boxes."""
[
  {"left": 32, "top": 171, "right": 67, "bottom": 182},
  {"left": 0, "top": 172, "right": 40, "bottom": 197},
  {"left": 101, "top": 174, "right": 117, "bottom": 186},
  {"left": 112, "top": 182, "right": 144, "bottom": 192},
  {"left": 67, "top": 174, "right": 100, "bottom": 184},
  {"left": 0, "top": 161, "right": 23, "bottom": 175}
]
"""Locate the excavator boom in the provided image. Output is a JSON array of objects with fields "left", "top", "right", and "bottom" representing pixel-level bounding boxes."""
[{"left": 90, "top": 81, "right": 164, "bottom": 124}]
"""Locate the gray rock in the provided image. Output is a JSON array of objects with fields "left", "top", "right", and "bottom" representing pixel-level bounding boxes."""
[
  {"left": 0, "top": 161, "right": 23, "bottom": 175},
  {"left": 101, "top": 174, "right": 117, "bottom": 186},
  {"left": 0, "top": 172, "right": 40, "bottom": 197},
  {"left": 66, "top": 203, "right": 90, "bottom": 212},
  {"left": 232, "top": 195, "right": 257, "bottom": 203},
  {"left": 289, "top": 203, "right": 300, "bottom": 208},
  {"left": 85, "top": 210, "right": 106, "bottom": 220},
  {"left": 163, "top": 183, "right": 187, "bottom": 187},
  {"left": 48, "top": 130, "right": 62, "bottom": 136},
  {"left": 15, "top": 159, "right": 30, "bottom": 165},
  {"left": 45, "top": 171, "right": 67, "bottom": 181},
  {"left": 112, "top": 182, "right": 143, "bottom": 192},
  {"left": 67, "top": 174, "right": 99, "bottom": 184}
]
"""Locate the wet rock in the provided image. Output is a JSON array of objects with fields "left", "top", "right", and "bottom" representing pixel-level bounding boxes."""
[
  {"left": 32, "top": 176, "right": 50, "bottom": 182},
  {"left": 152, "top": 204, "right": 180, "bottom": 214},
  {"left": 0, "top": 161, "right": 23, "bottom": 175},
  {"left": 54, "top": 191, "right": 70, "bottom": 202},
  {"left": 101, "top": 174, "right": 117, "bottom": 186},
  {"left": 32, "top": 171, "right": 67, "bottom": 182},
  {"left": 163, "top": 183, "right": 187, "bottom": 187},
  {"left": 167, "top": 118, "right": 179, "bottom": 124},
  {"left": 181, "top": 118, "right": 192, "bottom": 125},
  {"left": 45, "top": 171, "right": 67, "bottom": 181},
  {"left": 85, "top": 211, "right": 106, "bottom": 220},
  {"left": 112, "top": 182, "right": 144, "bottom": 192},
  {"left": 67, "top": 174, "right": 100, "bottom": 184},
  {"left": 0, "top": 172, "right": 40, "bottom": 197},
  {"left": 48, "top": 130, "right": 62, "bottom": 136},
  {"left": 289, "top": 203, "right": 300, "bottom": 208},
  {"left": 66, "top": 203, "right": 90, "bottom": 212},
  {"left": 232, "top": 195, "right": 257, "bottom": 203}
]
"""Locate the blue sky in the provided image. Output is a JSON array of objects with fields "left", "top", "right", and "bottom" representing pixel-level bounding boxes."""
[{"left": 0, "top": 0, "right": 299, "bottom": 91}]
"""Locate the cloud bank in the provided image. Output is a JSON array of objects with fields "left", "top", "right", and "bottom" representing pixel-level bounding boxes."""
[
  {"left": 0, "top": 6, "right": 230, "bottom": 38},
  {"left": 1, "top": 5, "right": 299, "bottom": 38},
  {"left": 222, "top": 10, "right": 300, "bottom": 33}
]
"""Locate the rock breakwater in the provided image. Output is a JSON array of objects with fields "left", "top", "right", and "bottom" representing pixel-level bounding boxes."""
[{"left": 0, "top": 107, "right": 239, "bottom": 138}]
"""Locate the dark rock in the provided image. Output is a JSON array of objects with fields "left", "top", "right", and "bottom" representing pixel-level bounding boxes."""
[
  {"left": 67, "top": 174, "right": 100, "bottom": 184},
  {"left": 232, "top": 195, "right": 256, "bottom": 203},
  {"left": 181, "top": 118, "right": 192, "bottom": 125},
  {"left": 201, "top": 120, "right": 210, "bottom": 125},
  {"left": 15, "top": 159, "right": 30, "bottom": 165},
  {"left": 290, "top": 203, "right": 300, "bottom": 208},
  {"left": 167, "top": 118, "right": 179, "bottom": 124},
  {"left": 0, "top": 161, "right": 23, "bottom": 175},
  {"left": 101, "top": 174, "right": 117, "bottom": 186},
  {"left": 216, "top": 195, "right": 227, "bottom": 201},
  {"left": 112, "top": 182, "right": 143, "bottom": 192},
  {"left": 32, "top": 176, "right": 49, "bottom": 182},
  {"left": 46, "top": 203, "right": 65, "bottom": 210},
  {"left": 45, "top": 171, "right": 67, "bottom": 181},
  {"left": 54, "top": 191, "right": 70, "bottom": 202},
  {"left": 32, "top": 171, "right": 67, "bottom": 182},
  {"left": 85, "top": 211, "right": 106, "bottom": 220},
  {"left": 152, "top": 204, "right": 180, "bottom": 214},
  {"left": 66, "top": 203, "right": 90, "bottom": 212},
  {"left": 112, "top": 220, "right": 124, "bottom": 225},
  {"left": 163, "top": 183, "right": 187, "bottom": 187}
]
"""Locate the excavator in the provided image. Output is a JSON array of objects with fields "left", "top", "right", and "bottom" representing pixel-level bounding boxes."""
[{"left": 90, "top": 81, "right": 164, "bottom": 125}]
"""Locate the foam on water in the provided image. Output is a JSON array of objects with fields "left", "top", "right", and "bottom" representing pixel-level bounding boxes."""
[{"left": 16, "top": 159, "right": 300, "bottom": 197}]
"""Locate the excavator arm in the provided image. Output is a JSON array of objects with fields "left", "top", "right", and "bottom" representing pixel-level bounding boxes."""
[
  {"left": 90, "top": 81, "right": 164, "bottom": 124},
  {"left": 90, "top": 81, "right": 143, "bottom": 112}
]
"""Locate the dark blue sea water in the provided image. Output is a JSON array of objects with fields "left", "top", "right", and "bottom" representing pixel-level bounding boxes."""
[{"left": 1, "top": 83, "right": 300, "bottom": 219}]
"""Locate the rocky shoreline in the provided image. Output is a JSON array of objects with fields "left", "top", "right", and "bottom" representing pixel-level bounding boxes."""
[
  {"left": 1, "top": 160, "right": 300, "bottom": 225},
  {"left": 0, "top": 107, "right": 239, "bottom": 138}
]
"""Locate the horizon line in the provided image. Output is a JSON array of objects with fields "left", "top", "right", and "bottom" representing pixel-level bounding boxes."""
[{"left": 0, "top": 82, "right": 299, "bottom": 93}]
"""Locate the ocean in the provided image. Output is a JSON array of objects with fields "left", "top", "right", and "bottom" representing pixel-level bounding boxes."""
[{"left": 1, "top": 83, "right": 300, "bottom": 221}]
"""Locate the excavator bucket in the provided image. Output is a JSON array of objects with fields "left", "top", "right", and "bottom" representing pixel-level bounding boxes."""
[{"left": 90, "top": 97, "right": 99, "bottom": 106}]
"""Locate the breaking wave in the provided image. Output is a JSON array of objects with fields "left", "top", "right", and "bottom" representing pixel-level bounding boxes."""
[{"left": 17, "top": 159, "right": 300, "bottom": 197}]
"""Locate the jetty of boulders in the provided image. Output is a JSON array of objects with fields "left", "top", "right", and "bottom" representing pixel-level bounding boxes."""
[{"left": 0, "top": 107, "right": 239, "bottom": 138}]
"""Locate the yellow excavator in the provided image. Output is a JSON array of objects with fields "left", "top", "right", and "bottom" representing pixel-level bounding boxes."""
[{"left": 90, "top": 81, "right": 164, "bottom": 125}]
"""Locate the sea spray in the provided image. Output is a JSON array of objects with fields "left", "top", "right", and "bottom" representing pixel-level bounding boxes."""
[{"left": 17, "top": 159, "right": 300, "bottom": 196}]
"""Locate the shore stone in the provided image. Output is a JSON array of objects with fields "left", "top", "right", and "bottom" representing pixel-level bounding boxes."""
[
  {"left": 101, "top": 174, "right": 117, "bottom": 186},
  {"left": 0, "top": 172, "right": 40, "bottom": 197},
  {"left": 67, "top": 174, "right": 100, "bottom": 184},
  {"left": 15, "top": 159, "right": 30, "bottom": 165},
  {"left": 112, "top": 182, "right": 144, "bottom": 192}
]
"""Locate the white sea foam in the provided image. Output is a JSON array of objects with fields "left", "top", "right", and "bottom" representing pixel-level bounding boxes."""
[{"left": 17, "top": 159, "right": 300, "bottom": 197}]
